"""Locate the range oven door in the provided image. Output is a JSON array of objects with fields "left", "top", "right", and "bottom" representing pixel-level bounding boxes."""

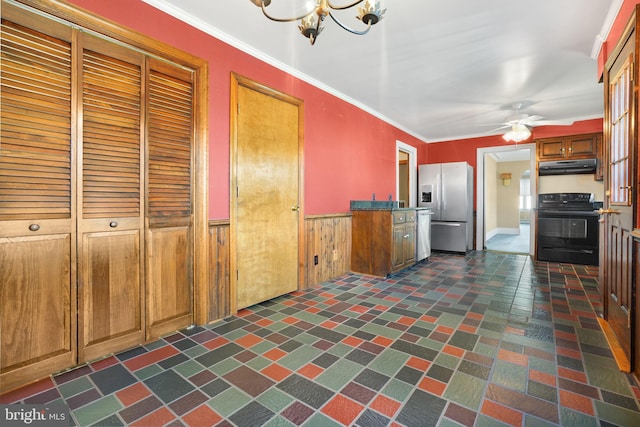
[{"left": 536, "top": 211, "right": 599, "bottom": 265}]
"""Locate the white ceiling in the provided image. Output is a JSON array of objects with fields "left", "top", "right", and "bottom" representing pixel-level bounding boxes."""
[{"left": 143, "top": 0, "right": 618, "bottom": 143}]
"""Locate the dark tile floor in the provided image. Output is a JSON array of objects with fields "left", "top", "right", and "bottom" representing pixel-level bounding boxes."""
[{"left": 2, "top": 252, "right": 640, "bottom": 426}]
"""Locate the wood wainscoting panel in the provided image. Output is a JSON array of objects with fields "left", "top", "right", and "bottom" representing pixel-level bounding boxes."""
[
  {"left": 209, "top": 220, "right": 231, "bottom": 322},
  {"left": 207, "top": 215, "right": 351, "bottom": 323},
  {"left": 305, "top": 214, "right": 352, "bottom": 288}
]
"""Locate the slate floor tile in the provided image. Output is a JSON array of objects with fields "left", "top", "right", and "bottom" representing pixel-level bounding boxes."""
[
  {"left": 90, "top": 364, "right": 137, "bottom": 396},
  {"left": 4, "top": 253, "right": 640, "bottom": 427},
  {"left": 143, "top": 370, "right": 194, "bottom": 404}
]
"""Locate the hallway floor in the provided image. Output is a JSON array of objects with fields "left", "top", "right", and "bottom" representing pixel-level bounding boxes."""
[
  {"left": 486, "top": 224, "right": 531, "bottom": 254},
  {"left": 2, "top": 252, "right": 640, "bottom": 426}
]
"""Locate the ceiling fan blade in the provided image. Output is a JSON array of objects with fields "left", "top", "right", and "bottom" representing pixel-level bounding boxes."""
[
  {"left": 485, "top": 125, "right": 511, "bottom": 133},
  {"left": 530, "top": 119, "right": 575, "bottom": 126}
]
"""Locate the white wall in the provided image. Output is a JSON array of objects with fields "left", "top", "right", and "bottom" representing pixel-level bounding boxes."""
[
  {"left": 497, "top": 160, "right": 530, "bottom": 229},
  {"left": 485, "top": 155, "right": 498, "bottom": 235}
]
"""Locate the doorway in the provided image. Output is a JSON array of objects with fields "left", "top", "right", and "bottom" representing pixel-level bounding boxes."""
[
  {"left": 396, "top": 141, "right": 417, "bottom": 207},
  {"left": 230, "top": 74, "right": 304, "bottom": 311},
  {"left": 476, "top": 144, "right": 536, "bottom": 254}
]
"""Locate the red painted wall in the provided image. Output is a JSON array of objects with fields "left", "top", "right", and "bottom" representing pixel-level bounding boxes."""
[
  {"left": 423, "top": 118, "right": 603, "bottom": 169},
  {"left": 65, "top": 0, "right": 427, "bottom": 218}
]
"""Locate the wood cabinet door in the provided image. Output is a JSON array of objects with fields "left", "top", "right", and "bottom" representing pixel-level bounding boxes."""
[
  {"left": 566, "top": 134, "right": 597, "bottom": 157},
  {"left": 538, "top": 139, "right": 566, "bottom": 159},
  {"left": 392, "top": 224, "right": 405, "bottom": 270},
  {"left": 0, "top": 13, "right": 76, "bottom": 392},
  {"left": 145, "top": 59, "right": 194, "bottom": 339},
  {"left": 78, "top": 35, "right": 145, "bottom": 362},
  {"left": 403, "top": 223, "right": 416, "bottom": 265}
]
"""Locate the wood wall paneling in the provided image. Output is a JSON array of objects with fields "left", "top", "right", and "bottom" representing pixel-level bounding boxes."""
[
  {"left": 206, "top": 215, "right": 352, "bottom": 324},
  {"left": 208, "top": 221, "right": 231, "bottom": 322},
  {"left": 304, "top": 214, "right": 352, "bottom": 288}
]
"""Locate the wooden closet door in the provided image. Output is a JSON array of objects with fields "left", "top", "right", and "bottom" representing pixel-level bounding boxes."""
[
  {"left": 145, "top": 58, "right": 194, "bottom": 339},
  {"left": 77, "top": 34, "right": 145, "bottom": 362},
  {"left": 0, "top": 10, "right": 75, "bottom": 392}
]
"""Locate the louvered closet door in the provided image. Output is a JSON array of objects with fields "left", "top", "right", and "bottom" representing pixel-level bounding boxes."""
[
  {"left": 0, "top": 9, "right": 76, "bottom": 392},
  {"left": 146, "top": 58, "right": 194, "bottom": 339},
  {"left": 78, "top": 34, "right": 145, "bottom": 362}
]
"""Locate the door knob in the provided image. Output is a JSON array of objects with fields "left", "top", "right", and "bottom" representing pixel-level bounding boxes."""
[
  {"left": 598, "top": 208, "right": 621, "bottom": 215},
  {"left": 291, "top": 206, "right": 300, "bottom": 211}
]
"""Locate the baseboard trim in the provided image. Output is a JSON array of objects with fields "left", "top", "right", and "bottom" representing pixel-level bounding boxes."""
[
  {"left": 487, "top": 227, "right": 520, "bottom": 240},
  {"left": 597, "top": 317, "right": 631, "bottom": 373}
]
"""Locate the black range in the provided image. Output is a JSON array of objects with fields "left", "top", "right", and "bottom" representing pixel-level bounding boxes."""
[{"left": 536, "top": 193, "right": 599, "bottom": 266}]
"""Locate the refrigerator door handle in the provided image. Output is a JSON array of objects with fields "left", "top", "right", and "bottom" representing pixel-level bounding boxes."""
[
  {"left": 441, "top": 173, "right": 446, "bottom": 212},
  {"left": 432, "top": 222, "right": 462, "bottom": 227},
  {"left": 436, "top": 173, "right": 442, "bottom": 213}
]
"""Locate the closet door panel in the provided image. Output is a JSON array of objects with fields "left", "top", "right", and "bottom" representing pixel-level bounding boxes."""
[
  {"left": 0, "top": 14, "right": 75, "bottom": 392},
  {"left": 146, "top": 59, "right": 194, "bottom": 339},
  {"left": 78, "top": 35, "right": 145, "bottom": 362},
  {"left": 147, "top": 225, "right": 191, "bottom": 338},
  {"left": 79, "top": 227, "right": 141, "bottom": 361}
]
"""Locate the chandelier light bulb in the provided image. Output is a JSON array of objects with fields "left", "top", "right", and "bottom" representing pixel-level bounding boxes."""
[{"left": 253, "top": 0, "right": 385, "bottom": 45}]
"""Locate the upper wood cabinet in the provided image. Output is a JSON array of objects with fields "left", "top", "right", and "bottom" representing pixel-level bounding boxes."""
[{"left": 536, "top": 132, "right": 600, "bottom": 161}]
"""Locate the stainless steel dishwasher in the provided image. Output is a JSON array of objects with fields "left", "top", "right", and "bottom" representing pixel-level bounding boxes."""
[{"left": 416, "top": 209, "right": 432, "bottom": 261}]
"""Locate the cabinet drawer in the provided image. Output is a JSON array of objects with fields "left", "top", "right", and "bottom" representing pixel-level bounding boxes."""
[
  {"left": 393, "top": 212, "right": 406, "bottom": 224},
  {"left": 405, "top": 212, "right": 416, "bottom": 223}
]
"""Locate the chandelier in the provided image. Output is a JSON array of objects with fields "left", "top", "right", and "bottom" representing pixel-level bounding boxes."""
[
  {"left": 251, "top": 0, "right": 386, "bottom": 45},
  {"left": 502, "top": 124, "right": 532, "bottom": 142}
]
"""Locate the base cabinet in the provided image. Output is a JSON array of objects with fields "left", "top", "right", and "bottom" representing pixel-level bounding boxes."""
[{"left": 351, "top": 209, "right": 416, "bottom": 277}]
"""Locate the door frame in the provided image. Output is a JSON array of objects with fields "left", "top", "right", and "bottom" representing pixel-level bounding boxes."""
[
  {"left": 229, "top": 73, "right": 305, "bottom": 314},
  {"left": 475, "top": 144, "right": 536, "bottom": 254},
  {"left": 396, "top": 141, "right": 417, "bottom": 208}
]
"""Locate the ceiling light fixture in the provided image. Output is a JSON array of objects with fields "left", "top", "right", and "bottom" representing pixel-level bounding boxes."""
[
  {"left": 251, "top": 0, "right": 385, "bottom": 45},
  {"left": 502, "top": 124, "right": 532, "bottom": 142}
]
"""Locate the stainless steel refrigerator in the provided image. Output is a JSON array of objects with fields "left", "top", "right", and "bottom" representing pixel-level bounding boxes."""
[{"left": 418, "top": 162, "right": 473, "bottom": 253}]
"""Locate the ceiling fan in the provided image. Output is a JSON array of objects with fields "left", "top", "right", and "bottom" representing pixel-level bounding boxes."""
[{"left": 492, "top": 103, "right": 574, "bottom": 142}]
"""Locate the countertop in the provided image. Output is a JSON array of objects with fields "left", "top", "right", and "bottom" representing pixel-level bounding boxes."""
[{"left": 349, "top": 201, "right": 430, "bottom": 211}]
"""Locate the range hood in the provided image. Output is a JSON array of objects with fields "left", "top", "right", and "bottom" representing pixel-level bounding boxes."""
[{"left": 538, "top": 158, "right": 597, "bottom": 176}]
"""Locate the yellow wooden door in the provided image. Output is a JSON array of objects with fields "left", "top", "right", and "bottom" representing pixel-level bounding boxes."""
[{"left": 232, "top": 75, "right": 303, "bottom": 310}]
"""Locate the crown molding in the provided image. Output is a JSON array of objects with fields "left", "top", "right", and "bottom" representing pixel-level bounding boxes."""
[
  {"left": 591, "top": 0, "right": 623, "bottom": 59},
  {"left": 141, "top": 0, "right": 430, "bottom": 143}
]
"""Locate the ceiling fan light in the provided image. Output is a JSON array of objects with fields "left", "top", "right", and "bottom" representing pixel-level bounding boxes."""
[{"left": 503, "top": 124, "right": 531, "bottom": 142}]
